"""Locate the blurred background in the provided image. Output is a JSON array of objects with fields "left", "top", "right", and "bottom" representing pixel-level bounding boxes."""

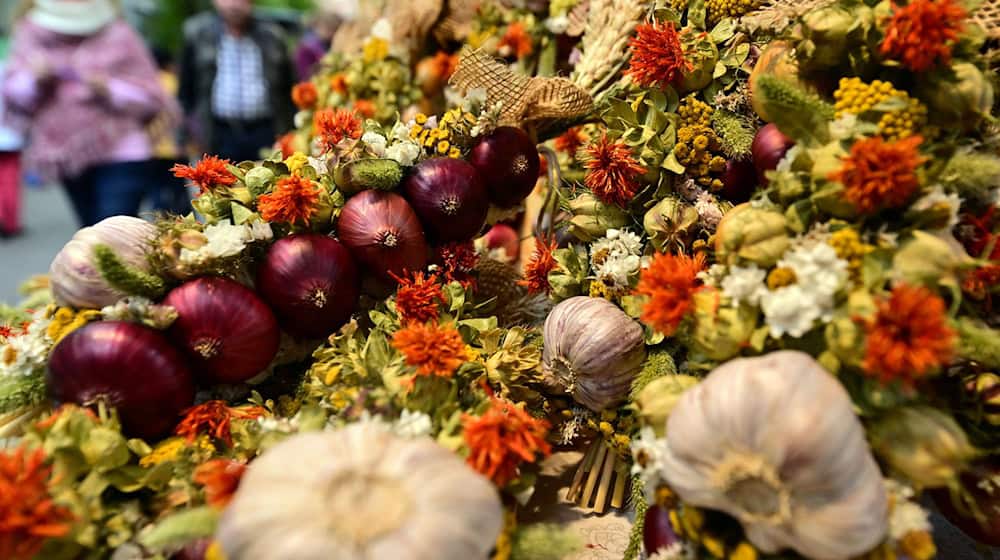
[{"left": 0, "top": 0, "right": 317, "bottom": 303}]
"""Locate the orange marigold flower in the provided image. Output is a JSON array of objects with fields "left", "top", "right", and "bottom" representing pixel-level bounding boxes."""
[
  {"left": 626, "top": 21, "right": 692, "bottom": 89},
  {"left": 171, "top": 155, "right": 237, "bottom": 194},
  {"left": 635, "top": 252, "right": 706, "bottom": 336},
  {"left": 174, "top": 401, "right": 267, "bottom": 447},
  {"left": 554, "top": 126, "right": 589, "bottom": 157},
  {"left": 880, "top": 0, "right": 966, "bottom": 72},
  {"left": 291, "top": 81, "right": 318, "bottom": 110},
  {"left": 275, "top": 132, "right": 297, "bottom": 159},
  {"left": 0, "top": 446, "right": 74, "bottom": 560},
  {"left": 329, "top": 73, "right": 349, "bottom": 94},
  {"left": 498, "top": 21, "right": 534, "bottom": 59},
  {"left": 193, "top": 459, "right": 247, "bottom": 509},
  {"left": 583, "top": 134, "right": 647, "bottom": 207},
  {"left": 393, "top": 271, "right": 443, "bottom": 325},
  {"left": 862, "top": 283, "right": 955, "bottom": 384},
  {"left": 353, "top": 99, "right": 377, "bottom": 118},
  {"left": 431, "top": 50, "right": 459, "bottom": 81},
  {"left": 519, "top": 236, "right": 559, "bottom": 295},
  {"left": 462, "top": 396, "right": 551, "bottom": 487},
  {"left": 256, "top": 174, "right": 321, "bottom": 226},
  {"left": 392, "top": 322, "right": 469, "bottom": 378},
  {"left": 828, "top": 135, "right": 926, "bottom": 214},
  {"left": 313, "top": 108, "right": 363, "bottom": 152}
]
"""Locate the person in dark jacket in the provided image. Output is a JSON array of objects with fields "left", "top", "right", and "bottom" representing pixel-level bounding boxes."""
[{"left": 177, "top": 0, "right": 295, "bottom": 163}]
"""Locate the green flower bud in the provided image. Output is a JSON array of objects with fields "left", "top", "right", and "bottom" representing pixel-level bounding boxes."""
[
  {"left": 636, "top": 374, "right": 701, "bottom": 436},
  {"left": 870, "top": 407, "right": 978, "bottom": 489},
  {"left": 567, "top": 193, "right": 628, "bottom": 242},
  {"left": 191, "top": 193, "right": 231, "bottom": 223},
  {"left": 309, "top": 187, "right": 337, "bottom": 232},
  {"left": 335, "top": 159, "right": 403, "bottom": 196},
  {"left": 800, "top": 5, "right": 872, "bottom": 69},
  {"left": 715, "top": 203, "right": 790, "bottom": 267},
  {"left": 690, "top": 291, "right": 759, "bottom": 361},
  {"left": 229, "top": 186, "right": 253, "bottom": 206},
  {"left": 678, "top": 34, "right": 719, "bottom": 93},
  {"left": 244, "top": 166, "right": 275, "bottom": 198},
  {"left": 644, "top": 196, "right": 700, "bottom": 252},
  {"left": 892, "top": 230, "right": 972, "bottom": 287},
  {"left": 918, "top": 62, "right": 994, "bottom": 131}
]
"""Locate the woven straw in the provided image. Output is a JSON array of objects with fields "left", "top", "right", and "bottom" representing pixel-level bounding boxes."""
[
  {"left": 570, "top": 0, "right": 648, "bottom": 97},
  {"left": 449, "top": 49, "right": 594, "bottom": 127},
  {"left": 972, "top": 0, "right": 1000, "bottom": 39}
]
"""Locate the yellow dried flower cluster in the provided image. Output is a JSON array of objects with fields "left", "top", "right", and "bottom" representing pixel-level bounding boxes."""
[
  {"left": 409, "top": 111, "right": 470, "bottom": 158},
  {"left": 139, "top": 437, "right": 187, "bottom": 467},
  {"left": 706, "top": 0, "right": 758, "bottom": 24},
  {"left": 670, "top": 0, "right": 691, "bottom": 11},
  {"left": 47, "top": 307, "right": 100, "bottom": 344},
  {"left": 833, "top": 78, "right": 928, "bottom": 140},
  {"left": 828, "top": 227, "right": 874, "bottom": 283},
  {"left": 679, "top": 96, "right": 714, "bottom": 129},
  {"left": 676, "top": 125, "right": 727, "bottom": 190},
  {"left": 766, "top": 267, "right": 797, "bottom": 290},
  {"left": 670, "top": 505, "right": 759, "bottom": 560},
  {"left": 586, "top": 409, "right": 632, "bottom": 454},
  {"left": 362, "top": 37, "right": 389, "bottom": 63}
]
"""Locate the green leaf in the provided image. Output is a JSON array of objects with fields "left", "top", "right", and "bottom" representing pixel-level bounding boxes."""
[
  {"left": 444, "top": 282, "right": 467, "bottom": 313},
  {"left": 689, "top": 0, "right": 707, "bottom": 29},
  {"left": 721, "top": 42, "right": 750, "bottom": 67},
  {"left": 81, "top": 427, "right": 130, "bottom": 472},
  {"left": 709, "top": 18, "right": 735, "bottom": 43},
  {"left": 458, "top": 317, "right": 498, "bottom": 333},
  {"left": 712, "top": 60, "right": 727, "bottom": 79},
  {"left": 749, "top": 326, "right": 770, "bottom": 352},
  {"left": 138, "top": 507, "right": 220, "bottom": 550},
  {"left": 661, "top": 151, "right": 686, "bottom": 174},
  {"left": 231, "top": 202, "right": 255, "bottom": 225}
]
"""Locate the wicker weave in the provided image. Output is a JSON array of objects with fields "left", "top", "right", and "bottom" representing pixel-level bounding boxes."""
[
  {"left": 972, "top": 0, "right": 1000, "bottom": 39},
  {"left": 449, "top": 49, "right": 595, "bottom": 127}
]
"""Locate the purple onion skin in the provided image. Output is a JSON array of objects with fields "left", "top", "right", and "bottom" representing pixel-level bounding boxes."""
[
  {"left": 403, "top": 158, "right": 489, "bottom": 242},
  {"left": 257, "top": 234, "right": 360, "bottom": 339},
  {"left": 720, "top": 158, "right": 758, "bottom": 203},
  {"left": 164, "top": 277, "right": 280, "bottom": 385},
  {"left": 172, "top": 539, "right": 211, "bottom": 560},
  {"left": 469, "top": 126, "right": 541, "bottom": 208},
  {"left": 338, "top": 190, "right": 429, "bottom": 281},
  {"left": 751, "top": 123, "right": 795, "bottom": 184},
  {"left": 47, "top": 321, "right": 195, "bottom": 440},
  {"left": 643, "top": 505, "right": 681, "bottom": 556}
]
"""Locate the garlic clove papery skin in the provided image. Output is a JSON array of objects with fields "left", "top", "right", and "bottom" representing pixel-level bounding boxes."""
[
  {"left": 49, "top": 216, "right": 158, "bottom": 309},
  {"left": 659, "top": 351, "right": 888, "bottom": 560},
  {"left": 216, "top": 422, "right": 503, "bottom": 560},
  {"left": 542, "top": 296, "right": 647, "bottom": 411}
]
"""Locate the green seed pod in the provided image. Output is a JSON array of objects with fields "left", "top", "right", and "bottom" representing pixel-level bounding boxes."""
[{"left": 335, "top": 159, "right": 404, "bottom": 195}]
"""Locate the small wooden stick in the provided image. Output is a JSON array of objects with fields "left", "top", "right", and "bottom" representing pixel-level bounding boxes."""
[
  {"left": 611, "top": 456, "right": 628, "bottom": 509},
  {"left": 568, "top": 439, "right": 599, "bottom": 502},
  {"left": 580, "top": 441, "right": 608, "bottom": 509},
  {"left": 592, "top": 446, "right": 617, "bottom": 514}
]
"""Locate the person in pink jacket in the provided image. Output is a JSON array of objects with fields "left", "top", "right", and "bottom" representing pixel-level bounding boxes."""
[{"left": 2, "top": 0, "right": 178, "bottom": 227}]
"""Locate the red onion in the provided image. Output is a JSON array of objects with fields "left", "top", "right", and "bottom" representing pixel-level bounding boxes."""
[
  {"left": 257, "top": 234, "right": 360, "bottom": 339},
  {"left": 643, "top": 505, "right": 680, "bottom": 555},
  {"left": 47, "top": 321, "right": 195, "bottom": 439},
  {"left": 481, "top": 223, "right": 520, "bottom": 261},
  {"left": 172, "top": 539, "right": 211, "bottom": 560},
  {"left": 164, "top": 277, "right": 280, "bottom": 385},
  {"left": 719, "top": 158, "right": 758, "bottom": 203},
  {"left": 751, "top": 123, "right": 795, "bottom": 184},
  {"left": 469, "top": 126, "right": 540, "bottom": 207},
  {"left": 402, "top": 158, "right": 489, "bottom": 242},
  {"left": 338, "top": 190, "right": 428, "bottom": 280},
  {"left": 931, "top": 460, "right": 1000, "bottom": 546}
]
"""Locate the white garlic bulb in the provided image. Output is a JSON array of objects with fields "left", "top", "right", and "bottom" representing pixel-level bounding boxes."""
[
  {"left": 542, "top": 296, "right": 647, "bottom": 411},
  {"left": 49, "top": 216, "right": 157, "bottom": 309},
  {"left": 216, "top": 422, "right": 503, "bottom": 560},
  {"left": 659, "top": 351, "right": 888, "bottom": 560}
]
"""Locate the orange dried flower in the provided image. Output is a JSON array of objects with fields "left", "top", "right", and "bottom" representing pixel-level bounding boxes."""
[
  {"left": 193, "top": 459, "right": 247, "bottom": 509},
  {"left": 880, "top": 0, "right": 966, "bottom": 72},
  {"left": 829, "top": 135, "right": 926, "bottom": 214},
  {"left": 353, "top": 99, "right": 377, "bottom": 118},
  {"left": 275, "top": 133, "right": 296, "bottom": 159},
  {"left": 519, "top": 236, "right": 559, "bottom": 295},
  {"left": 635, "top": 252, "right": 706, "bottom": 336},
  {"left": 498, "top": 21, "right": 534, "bottom": 59},
  {"left": 392, "top": 322, "right": 470, "bottom": 378},
  {"left": 431, "top": 51, "right": 459, "bottom": 81},
  {"left": 554, "top": 126, "right": 589, "bottom": 157},
  {"left": 462, "top": 396, "right": 552, "bottom": 487},
  {"left": 257, "top": 174, "right": 321, "bottom": 226},
  {"left": 436, "top": 241, "right": 479, "bottom": 287},
  {"left": 174, "top": 401, "right": 267, "bottom": 446},
  {"left": 313, "top": 108, "right": 363, "bottom": 152},
  {"left": 171, "top": 155, "right": 237, "bottom": 194},
  {"left": 330, "top": 73, "right": 349, "bottom": 94},
  {"left": 393, "top": 271, "right": 443, "bottom": 325},
  {"left": 0, "top": 446, "right": 74, "bottom": 560},
  {"left": 583, "top": 134, "right": 647, "bottom": 207},
  {"left": 862, "top": 283, "right": 955, "bottom": 384},
  {"left": 627, "top": 21, "right": 692, "bottom": 89},
  {"left": 291, "top": 81, "right": 318, "bottom": 110}
]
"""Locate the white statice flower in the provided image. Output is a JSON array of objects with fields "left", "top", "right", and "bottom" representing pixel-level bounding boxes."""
[
  {"left": 590, "top": 229, "right": 644, "bottom": 288},
  {"left": 394, "top": 409, "right": 433, "bottom": 438},
  {"left": 370, "top": 18, "right": 392, "bottom": 40},
  {"left": 595, "top": 254, "right": 641, "bottom": 288},
  {"left": 760, "top": 285, "right": 822, "bottom": 338},
  {"left": 721, "top": 264, "right": 767, "bottom": 306},
  {"left": 779, "top": 242, "right": 848, "bottom": 305},
  {"left": 249, "top": 220, "right": 273, "bottom": 241},
  {"left": 888, "top": 500, "right": 932, "bottom": 540},
  {"left": 760, "top": 242, "right": 849, "bottom": 338},
  {"left": 590, "top": 228, "right": 642, "bottom": 263},
  {"left": 390, "top": 121, "right": 411, "bottom": 142},
  {"left": 630, "top": 427, "right": 667, "bottom": 491},
  {"left": 913, "top": 185, "right": 962, "bottom": 230},
  {"left": 697, "top": 263, "right": 727, "bottom": 288},
  {"left": 362, "top": 131, "right": 388, "bottom": 157},
  {"left": 544, "top": 15, "right": 570, "bottom": 34},
  {"left": 0, "top": 316, "right": 52, "bottom": 378},
  {"left": 202, "top": 222, "right": 251, "bottom": 258},
  {"left": 828, "top": 113, "right": 859, "bottom": 140},
  {"left": 101, "top": 297, "right": 178, "bottom": 329},
  {"left": 385, "top": 141, "right": 421, "bottom": 166}
]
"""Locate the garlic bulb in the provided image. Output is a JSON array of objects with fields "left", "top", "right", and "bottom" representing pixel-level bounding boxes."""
[
  {"left": 49, "top": 216, "right": 158, "bottom": 309},
  {"left": 542, "top": 296, "right": 646, "bottom": 411},
  {"left": 659, "top": 351, "right": 888, "bottom": 559},
  {"left": 216, "top": 422, "right": 503, "bottom": 560}
]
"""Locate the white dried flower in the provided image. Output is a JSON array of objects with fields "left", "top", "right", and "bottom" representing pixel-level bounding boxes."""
[
  {"left": 760, "top": 242, "right": 848, "bottom": 338},
  {"left": 294, "top": 110, "right": 310, "bottom": 130},
  {"left": 695, "top": 191, "right": 724, "bottom": 230},
  {"left": 370, "top": 18, "right": 392, "bottom": 40},
  {"left": 760, "top": 285, "right": 821, "bottom": 338},
  {"left": 386, "top": 141, "right": 422, "bottom": 167},
  {"left": 913, "top": 185, "right": 962, "bottom": 230},
  {"left": 545, "top": 16, "right": 570, "bottom": 34},
  {"left": 697, "top": 264, "right": 727, "bottom": 287},
  {"left": 595, "top": 254, "right": 641, "bottom": 288},
  {"left": 249, "top": 221, "right": 273, "bottom": 241},
  {"left": 394, "top": 409, "right": 433, "bottom": 438},
  {"left": 721, "top": 265, "right": 767, "bottom": 306},
  {"left": 0, "top": 316, "right": 52, "bottom": 378},
  {"left": 362, "top": 131, "right": 388, "bottom": 157},
  {"left": 888, "top": 500, "right": 932, "bottom": 540}
]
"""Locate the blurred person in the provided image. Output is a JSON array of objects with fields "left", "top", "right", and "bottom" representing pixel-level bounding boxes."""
[
  {"left": 178, "top": 0, "right": 295, "bottom": 163},
  {"left": 0, "top": 56, "right": 24, "bottom": 238},
  {"left": 2, "top": 0, "right": 178, "bottom": 227},
  {"left": 147, "top": 47, "right": 192, "bottom": 216},
  {"left": 295, "top": 0, "right": 359, "bottom": 81}
]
